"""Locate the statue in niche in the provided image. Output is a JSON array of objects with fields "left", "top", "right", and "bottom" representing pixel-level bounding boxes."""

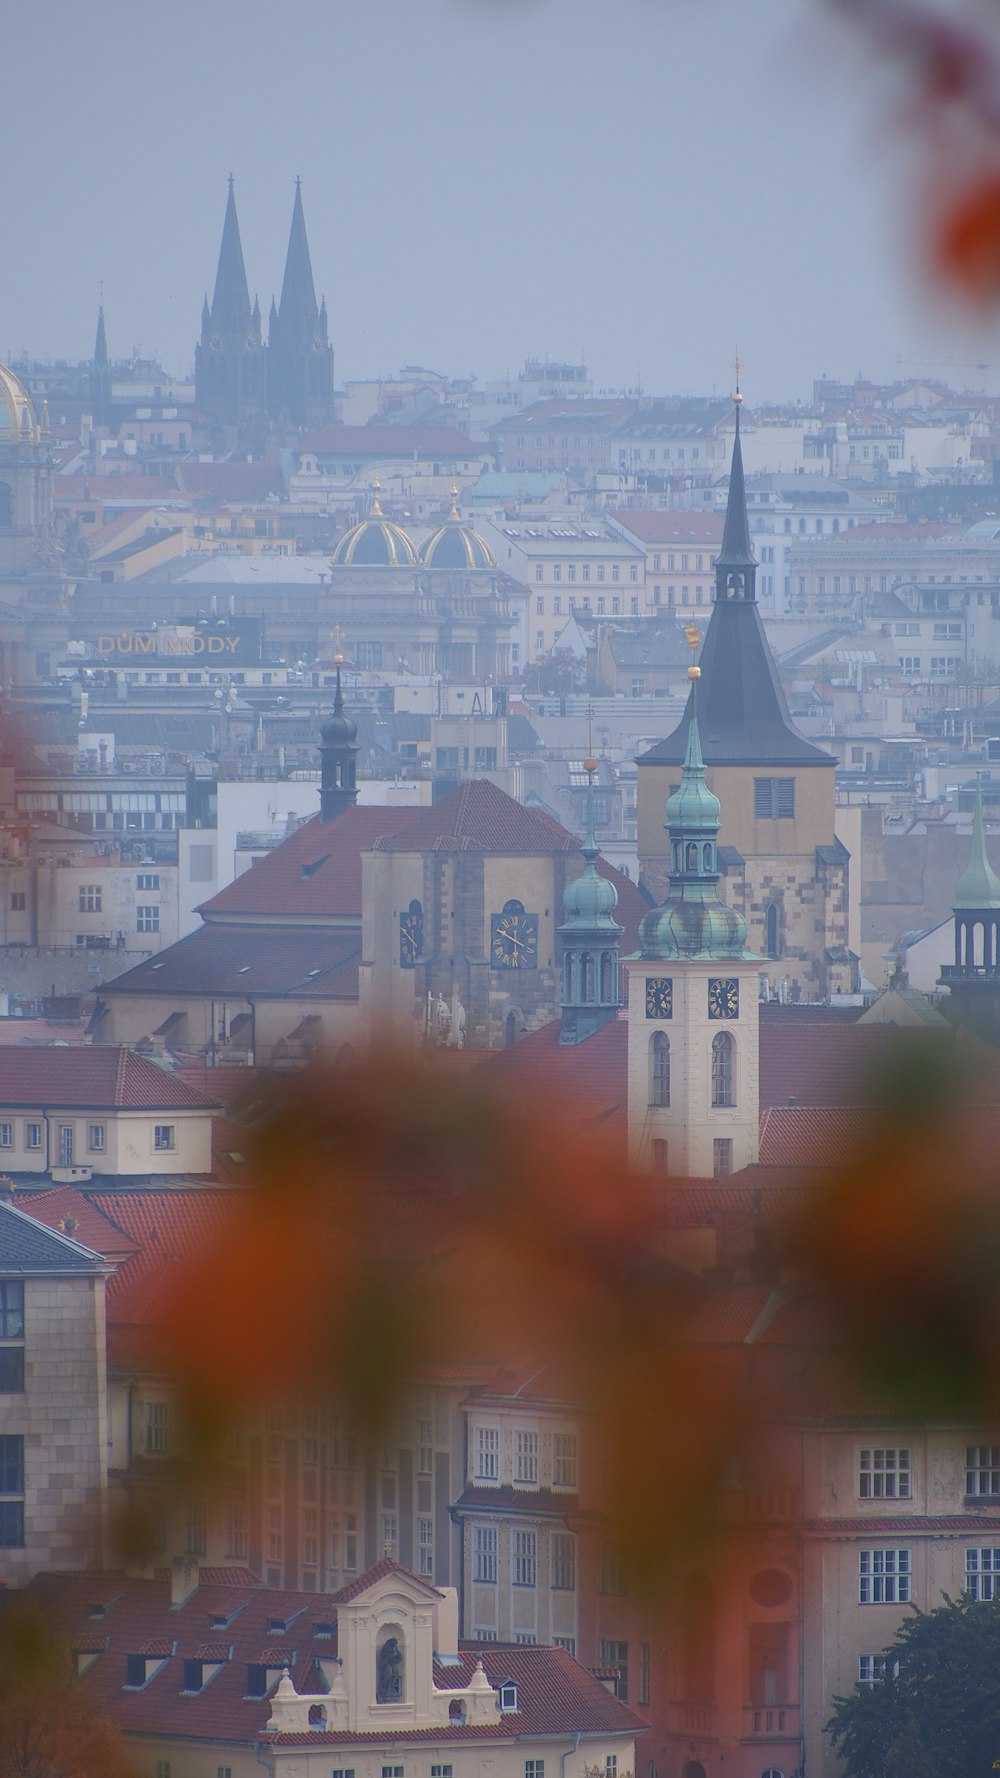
[{"left": 377, "top": 1636, "right": 403, "bottom": 1703}]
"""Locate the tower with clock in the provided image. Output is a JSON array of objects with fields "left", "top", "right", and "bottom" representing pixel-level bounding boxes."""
[
  {"left": 624, "top": 626, "right": 764, "bottom": 1178},
  {"left": 558, "top": 750, "right": 622, "bottom": 1045}
]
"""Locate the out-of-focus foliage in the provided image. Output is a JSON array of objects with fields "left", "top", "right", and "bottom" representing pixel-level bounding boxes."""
[
  {"left": 0, "top": 1606, "right": 134, "bottom": 1778},
  {"left": 827, "top": 1594, "right": 1000, "bottom": 1778}
]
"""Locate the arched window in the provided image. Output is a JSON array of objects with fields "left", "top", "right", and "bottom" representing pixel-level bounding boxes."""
[
  {"left": 702, "top": 843, "right": 713, "bottom": 872},
  {"left": 0, "top": 483, "right": 11, "bottom": 528},
  {"left": 581, "top": 952, "right": 595, "bottom": 1001},
  {"left": 650, "top": 1031, "right": 670, "bottom": 1106},
  {"left": 711, "top": 1031, "right": 734, "bottom": 1107},
  {"left": 765, "top": 902, "right": 780, "bottom": 958},
  {"left": 308, "top": 1704, "right": 328, "bottom": 1727},
  {"left": 600, "top": 950, "right": 615, "bottom": 1003},
  {"left": 686, "top": 842, "right": 699, "bottom": 872},
  {"left": 564, "top": 953, "right": 575, "bottom": 1002},
  {"left": 505, "top": 1010, "right": 521, "bottom": 1047}
]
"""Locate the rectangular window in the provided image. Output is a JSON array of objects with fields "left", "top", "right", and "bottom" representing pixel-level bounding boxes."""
[
  {"left": 431, "top": 1768, "right": 453, "bottom": 1777},
  {"left": 187, "top": 1500, "right": 207, "bottom": 1557},
  {"left": 10, "top": 891, "right": 25, "bottom": 911},
  {"left": 551, "top": 1531, "right": 576, "bottom": 1590},
  {"left": 381, "top": 1511, "right": 397, "bottom": 1554},
  {"left": 553, "top": 1431, "right": 578, "bottom": 1489},
  {"left": 136, "top": 905, "right": 160, "bottom": 933},
  {"left": 553, "top": 596, "right": 562, "bottom": 615},
  {"left": 88, "top": 1124, "right": 106, "bottom": 1153},
  {"left": 0, "top": 1347, "right": 24, "bottom": 1391},
  {"left": 155, "top": 1764, "right": 171, "bottom": 1778},
  {"left": 606, "top": 1759, "right": 618, "bottom": 1778},
  {"left": 639, "top": 1640, "right": 651, "bottom": 1705},
  {"left": 475, "top": 1425, "right": 499, "bottom": 1482},
  {"left": 0, "top": 1434, "right": 24, "bottom": 1548},
  {"left": 153, "top": 1125, "right": 175, "bottom": 1152},
  {"left": 145, "top": 1401, "right": 169, "bottom": 1456},
  {"left": 553, "top": 565, "right": 561, "bottom": 582},
  {"left": 859, "top": 1548, "right": 910, "bottom": 1603},
  {"left": 966, "top": 1547, "right": 1000, "bottom": 1599},
  {"left": 859, "top": 1654, "right": 895, "bottom": 1685},
  {"left": 567, "top": 564, "right": 576, "bottom": 582},
  {"left": 417, "top": 1417, "right": 433, "bottom": 1474},
  {"left": 23, "top": 1121, "right": 39, "bottom": 1149},
  {"left": 382, "top": 1766, "right": 404, "bottom": 1777},
  {"left": 0, "top": 1282, "right": 24, "bottom": 1339},
  {"left": 598, "top": 565, "right": 605, "bottom": 583},
  {"left": 536, "top": 597, "right": 545, "bottom": 615},
  {"left": 136, "top": 873, "right": 160, "bottom": 891},
  {"left": 713, "top": 1138, "right": 733, "bottom": 1178},
  {"left": 535, "top": 565, "right": 543, "bottom": 582},
  {"left": 525, "top": 1762, "right": 545, "bottom": 1778},
  {"left": 599, "top": 1638, "right": 629, "bottom": 1701},
  {"left": 967, "top": 1447, "right": 1000, "bottom": 1496},
  {"left": 474, "top": 1523, "right": 497, "bottom": 1583},
  {"left": 600, "top": 1541, "right": 627, "bottom": 1595},
  {"left": 514, "top": 1430, "right": 538, "bottom": 1485},
  {"left": 754, "top": 777, "right": 795, "bottom": 819},
  {"left": 513, "top": 1527, "right": 537, "bottom": 1586},
  {"left": 0, "top": 1125, "right": 11, "bottom": 1149},
  {"left": 225, "top": 1503, "right": 248, "bottom": 1560},
  {"left": 553, "top": 1636, "right": 576, "bottom": 1655},
  {"left": 859, "top": 1448, "right": 911, "bottom": 1500},
  {"left": 78, "top": 885, "right": 102, "bottom": 912},
  {"left": 418, "top": 1515, "right": 433, "bottom": 1576}
]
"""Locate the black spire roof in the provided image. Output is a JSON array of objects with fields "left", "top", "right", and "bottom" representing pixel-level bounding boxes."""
[
  {"left": 278, "top": 177, "right": 319, "bottom": 334},
  {"left": 638, "top": 395, "right": 835, "bottom": 770},
  {"left": 209, "top": 176, "right": 252, "bottom": 338},
  {"left": 93, "top": 304, "right": 109, "bottom": 371}
]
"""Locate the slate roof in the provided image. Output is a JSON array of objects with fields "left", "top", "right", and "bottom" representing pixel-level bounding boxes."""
[
  {"left": 9, "top": 1568, "right": 644, "bottom": 1749},
  {"left": 605, "top": 623, "right": 692, "bottom": 669},
  {"left": 98, "top": 926, "right": 361, "bottom": 1000},
  {"left": 0, "top": 1046, "right": 218, "bottom": 1111},
  {"left": 0, "top": 1199, "right": 109, "bottom": 1274}
]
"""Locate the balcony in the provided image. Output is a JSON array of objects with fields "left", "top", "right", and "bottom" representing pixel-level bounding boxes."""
[{"left": 743, "top": 1704, "right": 800, "bottom": 1740}]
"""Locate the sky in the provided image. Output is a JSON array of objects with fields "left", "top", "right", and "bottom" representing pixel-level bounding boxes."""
[{"left": 6, "top": 0, "right": 1000, "bottom": 404}]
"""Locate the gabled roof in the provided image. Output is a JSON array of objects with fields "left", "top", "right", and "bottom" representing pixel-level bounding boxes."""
[
  {"left": 609, "top": 510, "right": 724, "bottom": 546},
  {"left": 98, "top": 927, "right": 361, "bottom": 1001},
  {"left": 198, "top": 808, "right": 419, "bottom": 920},
  {"left": 0, "top": 1199, "right": 109, "bottom": 1275},
  {"left": 0, "top": 1046, "right": 218, "bottom": 1111}
]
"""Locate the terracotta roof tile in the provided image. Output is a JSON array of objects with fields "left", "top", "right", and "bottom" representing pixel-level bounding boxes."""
[{"left": 0, "top": 1046, "right": 218, "bottom": 1111}]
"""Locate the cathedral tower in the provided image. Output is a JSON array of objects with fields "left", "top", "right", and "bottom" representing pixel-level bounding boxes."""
[
  {"left": 195, "top": 178, "right": 266, "bottom": 432},
  {"left": 626, "top": 633, "right": 763, "bottom": 1176},
  {"left": 268, "top": 178, "right": 334, "bottom": 428},
  {"left": 318, "top": 654, "right": 359, "bottom": 821},
  {"left": 559, "top": 751, "right": 621, "bottom": 1045},
  {"left": 89, "top": 302, "right": 112, "bottom": 429},
  {"left": 636, "top": 389, "right": 850, "bottom": 1002}
]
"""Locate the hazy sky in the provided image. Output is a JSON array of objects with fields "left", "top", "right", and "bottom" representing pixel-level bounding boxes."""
[{"left": 6, "top": 0, "right": 1000, "bottom": 402}]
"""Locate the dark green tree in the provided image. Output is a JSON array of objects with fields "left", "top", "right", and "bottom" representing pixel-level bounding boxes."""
[{"left": 827, "top": 1594, "right": 1000, "bottom": 1778}]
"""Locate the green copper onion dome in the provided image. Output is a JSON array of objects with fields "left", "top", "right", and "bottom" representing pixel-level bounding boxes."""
[{"left": 561, "top": 760, "right": 620, "bottom": 933}]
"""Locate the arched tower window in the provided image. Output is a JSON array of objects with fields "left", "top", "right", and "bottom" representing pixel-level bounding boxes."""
[
  {"left": 711, "top": 1031, "right": 734, "bottom": 1107},
  {"left": 686, "top": 842, "right": 699, "bottom": 872},
  {"left": 505, "top": 1009, "right": 522, "bottom": 1047},
  {"left": 581, "top": 952, "right": 595, "bottom": 1001},
  {"left": 564, "top": 953, "right": 575, "bottom": 1002},
  {"left": 765, "top": 902, "right": 780, "bottom": 958},
  {"left": 650, "top": 1031, "right": 670, "bottom": 1107},
  {"left": 600, "top": 950, "right": 615, "bottom": 1003},
  {"left": 702, "top": 843, "right": 713, "bottom": 872}
]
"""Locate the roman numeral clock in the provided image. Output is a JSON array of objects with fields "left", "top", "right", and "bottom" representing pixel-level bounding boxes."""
[{"left": 490, "top": 899, "right": 539, "bottom": 969}]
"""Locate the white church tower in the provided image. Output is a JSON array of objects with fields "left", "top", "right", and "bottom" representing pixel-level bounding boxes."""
[{"left": 625, "top": 630, "right": 763, "bottom": 1177}]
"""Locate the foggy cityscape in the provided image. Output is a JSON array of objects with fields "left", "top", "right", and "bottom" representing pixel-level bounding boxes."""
[{"left": 7, "top": 2, "right": 1000, "bottom": 1776}]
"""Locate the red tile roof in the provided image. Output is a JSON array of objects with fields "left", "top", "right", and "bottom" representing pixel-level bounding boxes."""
[
  {"left": 609, "top": 510, "right": 724, "bottom": 546},
  {"left": 0, "top": 1046, "right": 219, "bottom": 1111},
  {"left": 759, "top": 1021, "right": 1000, "bottom": 1109}
]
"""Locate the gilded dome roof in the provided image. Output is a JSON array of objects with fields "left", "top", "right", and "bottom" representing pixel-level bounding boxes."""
[
  {"left": 0, "top": 363, "right": 39, "bottom": 444},
  {"left": 420, "top": 490, "right": 497, "bottom": 570},
  {"left": 332, "top": 483, "right": 418, "bottom": 568}
]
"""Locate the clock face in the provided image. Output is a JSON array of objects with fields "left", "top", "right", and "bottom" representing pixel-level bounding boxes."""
[
  {"left": 645, "top": 976, "right": 673, "bottom": 1019},
  {"left": 708, "top": 976, "right": 739, "bottom": 1020},
  {"left": 490, "top": 899, "right": 539, "bottom": 970},
  {"left": 399, "top": 899, "right": 424, "bottom": 968}
]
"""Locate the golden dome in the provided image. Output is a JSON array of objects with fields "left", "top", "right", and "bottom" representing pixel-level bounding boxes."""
[
  {"left": 419, "top": 488, "right": 497, "bottom": 571},
  {"left": 331, "top": 482, "right": 418, "bottom": 568},
  {"left": 0, "top": 363, "right": 39, "bottom": 444}
]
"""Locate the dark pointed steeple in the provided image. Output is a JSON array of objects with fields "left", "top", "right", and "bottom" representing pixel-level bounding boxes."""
[
  {"left": 318, "top": 652, "right": 359, "bottom": 821},
  {"left": 638, "top": 383, "right": 835, "bottom": 771},
  {"left": 267, "top": 179, "right": 334, "bottom": 428},
  {"left": 90, "top": 297, "right": 112, "bottom": 428},
  {"left": 210, "top": 175, "right": 252, "bottom": 338}
]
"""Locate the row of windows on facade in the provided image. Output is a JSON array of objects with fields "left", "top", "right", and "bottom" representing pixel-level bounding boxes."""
[
  {"left": 533, "top": 563, "right": 636, "bottom": 584},
  {"left": 472, "top": 1427, "right": 578, "bottom": 1487},
  {"left": 536, "top": 594, "right": 629, "bottom": 616},
  {"left": 0, "top": 1120, "right": 175, "bottom": 1158},
  {"left": 858, "top": 1545, "right": 1000, "bottom": 1602},
  {"left": 75, "top": 876, "right": 160, "bottom": 908},
  {"left": 648, "top": 1031, "right": 736, "bottom": 1110}
]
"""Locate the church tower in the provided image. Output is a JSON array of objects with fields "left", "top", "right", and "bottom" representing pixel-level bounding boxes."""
[
  {"left": 939, "top": 775, "right": 1000, "bottom": 1045},
  {"left": 626, "top": 633, "right": 763, "bottom": 1177},
  {"left": 318, "top": 653, "right": 359, "bottom": 821},
  {"left": 268, "top": 178, "right": 334, "bottom": 428},
  {"left": 559, "top": 751, "right": 621, "bottom": 1045},
  {"left": 636, "top": 387, "right": 849, "bottom": 1003},
  {"left": 89, "top": 301, "right": 112, "bottom": 429},
  {"left": 195, "top": 178, "right": 266, "bottom": 433}
]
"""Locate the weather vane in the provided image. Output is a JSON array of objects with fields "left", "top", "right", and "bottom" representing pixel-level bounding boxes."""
[
  {"left": 584, "top": 702, "right": 597, "bottom": 775},
  {"left": 733, "top": 349, "right": 743, "bottom": 405}
]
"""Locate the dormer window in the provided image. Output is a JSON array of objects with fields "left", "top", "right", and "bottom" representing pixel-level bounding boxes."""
[{"left": 500, "top": 1682, "right": 518, "bottom": 1711}]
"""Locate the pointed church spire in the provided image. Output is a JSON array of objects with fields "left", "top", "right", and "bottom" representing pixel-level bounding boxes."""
[
  {"left": 209, "top": 175, "right": 252, "bottom": 336},
  {"left": 94, "top": 302, "right": 108, "bottom": 370},
  {"left": 267, "top": 179, "right": 333, "bottom": 428},
  {"left": 717, "top": 382, "right": 756, "bottom": 591},
  {"left": 278, "top": 174, "right": 319, "bottom": 326},
  {"left": 955, "top": 773, "right": 1000, "bottom": 909},
  {"left": 318, "top": 644, "right": 359, "bottom": 822},
  {"left": 90, "top": 297, "right": 112, "bottom": 429}
]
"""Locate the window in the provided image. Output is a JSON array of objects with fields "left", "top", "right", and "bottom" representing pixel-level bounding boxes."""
[
  {"left": 417, "top": 1417, "right": 432, "bottom": 1474},
  {"left": 78, "top": 885, "right": 102, "bottom": 912},
  {"left": 0, "top": 1435, "right": 24, "bottom": 1547},
  {"left": 713, "top": 1138, "right": 733, "bottom": 1178},
  {"left": 650, "top": 1031, "right": 670, "bottom": 1106},
  {"left": 553, "top": 595, "right": 562, "bottom": 615},
  {"left": 966, "top": 1447, "right": 1000, "bottom": 1496},
  {"left": 553, "top": 1636, "right": 576, "bottom": 1654},
  {"left": 551, "top": 1531, "right": 576, "bottom": 1590},
  {"left": 136, "top": 873, "right": 160, "bottom": 890},
  {"left": 0, "top": 1282, "right": 24, "bottom": 1394},
  {"left": 514, "top": 1430, "right": 538, "bottom": 1485},
  {"left": 639, "top": 1640, "right": 651, "bottom": 1705},
  {"left": 431, "top": 1767, "right": 453, "bottom": 1776},
  {"left": 10, "top": 891, "right": 25, "bottom": 911},
  {"left": 606, "top": 1759, "right": 618, "bottom": 1778},
  {"left": 553, "top": 565, "right": 561, "bottom": 582},
  {"left": 568, "top": 564, "right": 576, "bottom": 582},
  {"left": 187, "top": 1499, "right": 207, "bottom": 1557},
  {"left": 332, "top": 1770, "right": 356, "bottom": 1778},
  {"left": 356, "top": 641, "right": 382, "bottom": 670},
  {"left": 88, "top": 1124, "right": 105, "bottom": 1153},
  {"left": 525, "top": 1762, "right": 544, "bottom": 1778},
  {"left": 859, "top": 1548, "right": 910, "bottom": 1603},
  {"left": 600, "top": 1541, "right": 627, "bottom": 1595},
  {"left": 536, "top": 597, "right": 545, "bottom": 615},
  {"left": 599, "top": 1638, "right": 629, "bottom": 1700},
  {"left": 153, "top": 1125, "right": 175, "bottom": 1152},
  {"left": 137, "top": 905, "right": 160, "bottom": 933},
  {"left": 553, "top": 1431, "right": 578, "bottom": 1489},
  {"left": 966, "top": 1547, "right": 1000, "bottom": 1599},
  {"left": 156, "top": 1764, "right": 171, "bottom": 1778},
  {"left": 382, "top": 1766, "right": 404, "bottom": 1777},
  {"left": 535, "top": 565, "right": 543, "bottom": 581},
  {"left": 513, "top": 1527, "right": 537, "bottom": 1586},
  {"left": 711, "top": 1032, "right": 734, "bottom": 1108},
  {"left": 418, "top": 1515, "right": 433, "bottom": 1576},
  {"left": 436, "top": 747, "right": 460, "bottom": 770},
  {"left": 0, "top": 1125, "right": 11, "bottom": 1149},
  {"left": 474, "top": 1524, "right": 497, "bottom": 1582},
  {"left": 859, "top": 1448, "right": 911, "bottom": 1500},
  {"left": 754, "top": 777, "right": 795, "bottom": 819},
  {"left": 859, "top": 1655, "right": 896, "bottom": 1685},
  {"left": 475, "top": 1425, "right": 499, "bottom": 1482},
  {"left": 225, "top": 1503, "right": 248, "bottom": 1560},
  {"left": 381, "top": 1511, "right": 397, "bottom": 1554},
  {"left": 612, "top": 565, "right": 620, "bottom": 582},
  {"left": 145, "top": 1401, "right": 169, "bottom": 1456}
]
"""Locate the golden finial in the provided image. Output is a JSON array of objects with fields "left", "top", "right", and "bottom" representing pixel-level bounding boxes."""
[
  {"left": 448, "top": 484, "right": 461, "bottom": 520},
  {"left": 332, "top": 621, "right": 345, "bottom": 665},
  {"left": 732, "top": 349, "right": 743, "bottom": 406},
  {"left": 370, "top": 478, "right": 383, "bottom": 517},
  {"left": 684, "top": 621, "right": 702, "bottom": 681},
  {"left": 584, "top": 702, "right": 597, "bottom": 775}
]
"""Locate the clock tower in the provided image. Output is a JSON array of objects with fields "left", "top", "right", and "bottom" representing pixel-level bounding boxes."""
[
  {"left": 625, "top": 635, "right": 763, "bottom": 1177},
  {"left": 559, "top": 753, "right": 622, "bottom": 1045}
]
